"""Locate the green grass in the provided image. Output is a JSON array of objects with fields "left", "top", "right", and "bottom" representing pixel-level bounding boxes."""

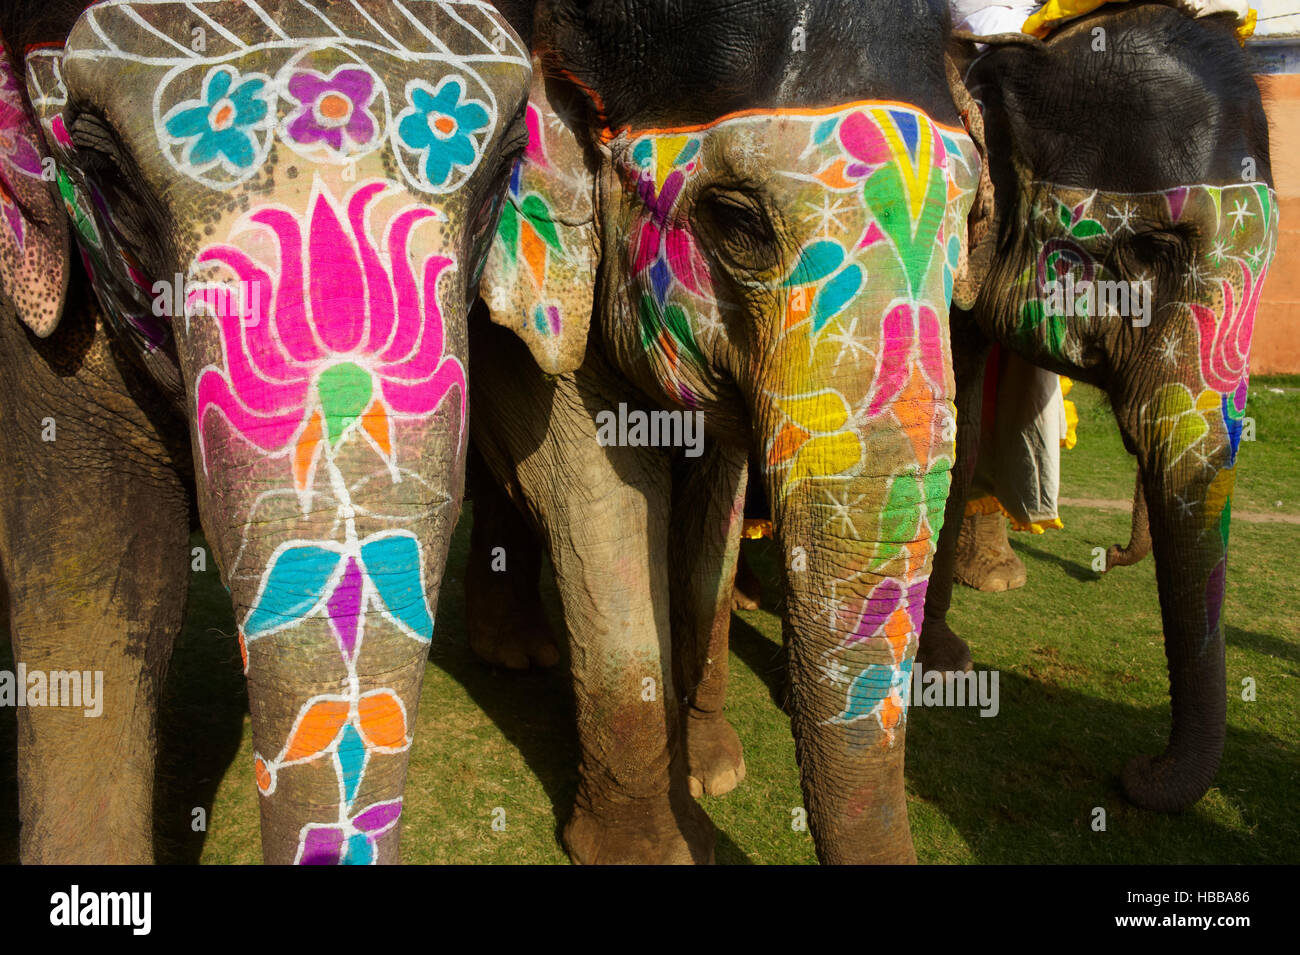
[{"left": 2, "top": 377, "right": 1296, "bottom": 864}]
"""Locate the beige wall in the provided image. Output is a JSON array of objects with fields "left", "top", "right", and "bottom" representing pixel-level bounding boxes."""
[{"left": 1254, "top": 72, "right": 1300, "bottom": 375}]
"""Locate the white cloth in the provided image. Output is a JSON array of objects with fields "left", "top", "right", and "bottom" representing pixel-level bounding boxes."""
[
  {"left": 950, "top": 1, "right": 1040, "bottom": 34},
  {"left": 949, "top": 0, "right": 1257, "bottom": 38}
]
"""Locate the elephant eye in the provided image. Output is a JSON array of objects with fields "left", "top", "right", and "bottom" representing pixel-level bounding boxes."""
[
  {"left": 1111, "top": 228, "right": 1191, "bottom": 279},
  {"left": 65, "top": 113, "right": 154, "bottom": 252},
  {"left": 693, "top": 187, "right": 780, "bottom": 275}
]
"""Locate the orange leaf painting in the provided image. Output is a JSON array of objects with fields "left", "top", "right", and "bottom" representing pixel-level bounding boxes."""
[
  {"left": 357, "top": 690, "right": 408, "bottom": 750},
  {"left": 283, "top": 698, "right": 350, "bottom": 762}
]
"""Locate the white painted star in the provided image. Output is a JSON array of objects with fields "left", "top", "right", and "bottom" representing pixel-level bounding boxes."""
[
  {"left": 1207, "top": 238, "right": 1231, "bottom": 265},
  {"left": 803, "top": 194, "right": 850, "bottom": 236},
  {"left": 819, "top": 489, "right": 866, "bottom": 540},
  {"left": 825, "top": 314, "right": 878, "bottom": 369},
  {"left": 1227, "top": 198, "right": 1256, "bottom": 231},
  {"left": 693, "top": 307, "right": 726, "bottom": 341},
  {"left": 1107, "top": 201, "right": 1138, "bottom": 234},
  {"left": 1158, "top": 331, "right": 1181, "bottom": 365}
]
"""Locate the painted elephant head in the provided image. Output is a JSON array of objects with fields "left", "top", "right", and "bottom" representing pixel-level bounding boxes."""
[
  {"left": 481, "top": 0, "right": 982, "bottom": 862},
  {"left": 11, "top": 0, "right": 530, "bottom": 863},
  {"left": 955, "top": 5, "right": 1277, "bottom": 810}
]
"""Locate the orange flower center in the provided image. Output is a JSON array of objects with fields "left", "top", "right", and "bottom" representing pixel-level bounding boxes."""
[
  {"left": 433, "top": 114, "right": 456, "bottom": 135},
  {"left": 318, "top": 92, "right": 351, "bottom": 122},
  {"left": 211, "top": 101, "right": 235, "bottom": 131}
]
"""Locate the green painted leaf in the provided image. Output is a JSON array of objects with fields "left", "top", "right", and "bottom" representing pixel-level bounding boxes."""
[
  {"left": 317, "top": 362, "right": 374, "bottom": 446},
  {"left": 496, "top": 200, "right": 519, "bottom": 261},
  {"left": 922, "top": 459, "right": 952, "bottom": 538},
  {"left": 521, "top": 193, "right": 563, "bottom": 253},
  {"left": 1071, "top": 218, "right": 1104, "bottom": 239}
]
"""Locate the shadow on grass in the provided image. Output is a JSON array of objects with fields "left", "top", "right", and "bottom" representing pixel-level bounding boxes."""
[
  {"left": 427, "top": 506, "right": 755, "bottom": 863},
  {"left": 904, "top": 663, "right": 1298, "bottom": 862},
  {"left": 1225, "top": 624, "right": 1300, "bottom": 668},
  {"left": 152, "top": 537, "right": 247, "bottom": 864},
  {"left": 425, "top": 505, "right": 581, "bottom": 849},
  {"left": 1012, "top": 539, "right": 1098, "bottom": 583}
]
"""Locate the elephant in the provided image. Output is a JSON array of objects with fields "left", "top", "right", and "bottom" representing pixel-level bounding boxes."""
[
  {"left": 0, "top": 0, "right": 532, "bottom": 863},
  {"left": 464, "top": 0, "right": 983, "bottom": 863},
  {"left": 918, "top": 2, "right": 1277, "bottom": 812}
]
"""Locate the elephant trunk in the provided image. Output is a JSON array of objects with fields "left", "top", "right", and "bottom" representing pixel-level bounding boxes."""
[
  {"left": 201, "top": 429, "right": 464, "bottom": 863},
  {"left": 1120, "top": 388, "right": 1237, "bottom": 811},
  {"left": 756, "top": 368, "right": 953, "bottom": 862}
]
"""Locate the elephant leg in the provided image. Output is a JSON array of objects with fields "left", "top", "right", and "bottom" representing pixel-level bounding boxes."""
[
  {"left": 469, "top": 318, "right": 712, "bottom": 864},
  {"left": 464, "top": 446, "right": 560, "bottom": 670},
  {"left": 918, "top": 320, "right": 991, "bottom": 674},
  {"left": 1105, "top": 470, "right": 1152, "bottom": 570},
  {"left": 0, "top": 305, "right": 190, "bottom": 863},
  {"left": 669, "top": 443, "right": 748, "bottom": 799},
  {"left": 953, "top": 510, "right": 1027, "bottom": 592},
  {"left": 730, "top": 549, "right": 763, "bottom": 611}
]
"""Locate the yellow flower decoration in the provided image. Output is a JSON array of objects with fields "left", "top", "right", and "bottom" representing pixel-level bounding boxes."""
[
  {"left": 1152, "top": 383, "right": 1220, "bottom": 466},
  {"left": 766, "top": 388, "right": 863, "bottom": 493}
]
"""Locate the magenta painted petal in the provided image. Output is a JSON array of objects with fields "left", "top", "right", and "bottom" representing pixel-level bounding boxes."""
[
  {"left": 903, "top": 579, "right": 928, "bottom": 635},
  {"left": 330, "top": 68, "right": 374, "bottom": 105},
  {"left": 288, "top": 72, "right": 331, "bottom": 104},
  {"left": 916, "top": 305, "right": 945, "bottom": 389},
  {"left": 352, "top": 799, "right": 402, "bottom": 834},
  {"left": 4, "top": 136, "right": 42, "bottom": 178},
  {"left": 632, "top": 220, "right": 661, "bottom": 274},
  {"left": 664, "top": 226, "right": 705, "bottom": 296},
  {"left": 840, "top": 112, "right": 890, "bottom": 166},
  {"left": 250, "top": 208, "right": 322, "bottom": 364},
  {"left": 846, "top": 578, "right": 902, "bottom": 645},
  {"left": 308, "top": 190, "right": 366, "bottom": 353},
  {"left": 193, "top": 245, "right": 299, "bottom": 383},
  {"left": 386, "top": 254, "right": 454, "bottom": 379},
  {"left": 327, "top": 556, "right": 364, "bottom": 659},
  {"left": 287, "top": 112, "right": 344, "bottom": 151},
  {"left": 345, "top": 110, "right": 375, "bottom": 146},
  {"left": 299, "top": 826, "right": 345, "bottom": 865},
  {"left": 378, "top": 357, "right": 466, "bottom": 423},
  {"left": 866, "top": 304, "right": 915, "bottom": 417},
  {"left": 187, "top": 285, "right": 306, "bottom": 416},
  {"left": 379, "top": 206, "right": 440, "bottom": 362},
  {"left": 524, "top": 102, "right": 547, "bottom": 167},
  {"left": 654, "top": 170, "right": 684, "bottom": 221},
  {"left": 347, "top": 183, "right": 397, "bottom": 354},
  {"left": 195, "top": 368, "right": 307, "bottom": 468}
]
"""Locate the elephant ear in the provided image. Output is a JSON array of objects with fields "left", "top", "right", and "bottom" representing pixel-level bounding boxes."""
[
  {"left": 945, "top": 52, "right": 995, "bottom": 311},
  {"left": 480, "top": 66, "right": 598, "bottom": 375},
  {"left": 0, "top": 44, "right": 70, "bottom": 337}
]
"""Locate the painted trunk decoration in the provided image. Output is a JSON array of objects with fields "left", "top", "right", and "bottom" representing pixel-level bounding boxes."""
[
  {"left": 600, "top": 103, "right": 980, "bottom": 859},
  {"left": 1007, "top": 180, "right": 1278, "bottom": 807},
  {"left": 23, "top": 0, "right": 529, "bottom": 863}
]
